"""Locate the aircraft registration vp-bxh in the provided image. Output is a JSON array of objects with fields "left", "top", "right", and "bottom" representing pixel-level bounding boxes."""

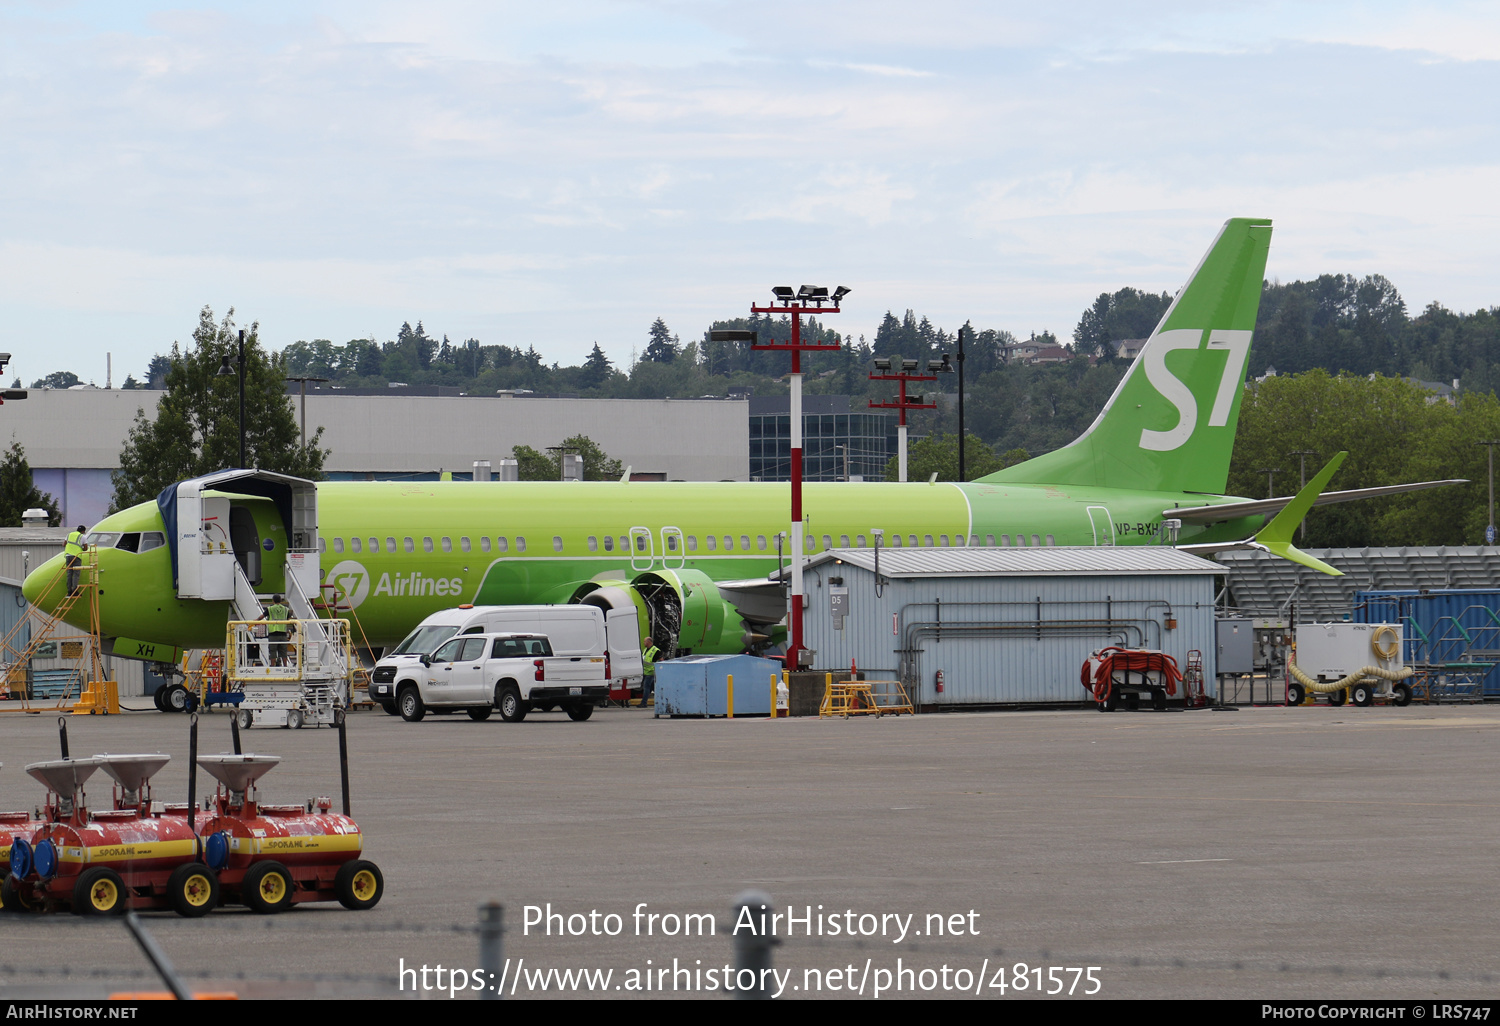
[{"left": 22, "top": 217, "right": 1460, "bottom": 669}]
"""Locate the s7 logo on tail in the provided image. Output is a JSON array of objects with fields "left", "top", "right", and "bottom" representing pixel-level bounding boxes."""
[{"left": 1138, "top": 328, "right": 1252, "bottom": 452}]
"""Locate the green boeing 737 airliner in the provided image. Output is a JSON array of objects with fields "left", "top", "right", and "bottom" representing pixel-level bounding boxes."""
[{"left": 21, "top": 218, "right": 1458, "bottom": 664}]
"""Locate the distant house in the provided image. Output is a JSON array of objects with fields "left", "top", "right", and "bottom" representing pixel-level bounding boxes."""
[
  {"left": 1111, "top": 338, "right": 1147, "bottom": 361},
  {"left": 1031, "top": 346, "right": 1074, "bottom": 364}
]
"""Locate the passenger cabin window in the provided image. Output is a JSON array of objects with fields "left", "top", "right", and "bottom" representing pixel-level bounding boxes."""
[
  {"left": 857, "top": 535, "right": 866, "bottom": 547},
  {"left": 333, "top": 537, "right": 345, "bottom": 553},
  {"left": 587, "top": 536, "right": 598, "bottom": 552},
  {"left": 317, "top": 537, "right": 326, "bottom": 553},
  {"left": 686, "top": 536, "right": 697, "bottom": 552},
  {"left": 823, "top": 535, "right": 832, "bottom": 550},
  {"left": 516, "top": 537, "right": 526, "bottom": 552},
  {"left": 924, "top": 535, "right": 934, "bottom": 547},
  {"left": 350, "top": 537, "right": 362, "bottom": 553},
  {"left": 619, "top": 536, "right": 628, "bottom": 552},
  {"left": 423, "top": 537, "right": 433, "bottom": 553},
  {"left": 840, "top": 535, "right": 850, "bottom": 548},
  {"left": 740, "top": 535, "right": 750, "bottom": 551},
  {"left": 757, "top": 535, "right": 767, "bottom": 550},
  {"left": 891, "top": 534, "right": 902, "bottom": 547},
  {"left": 603, "top": 536, "right": 613, "bottom": 552},
  {"left": 940, "top": 535, "right": 949, "bottom": 546},
  {"left": 908, "top": 535, "right": 917, "bottom": 548},
  {"left": 635, "top": 536, "right": 647, "bottom": 552},
  {"left": 404, "top": 537, "right": 414, "bottom": 553},
  {"left": 986, "top": 535, "right": 996, "bottom": 546},
  {"left": 386, "top": 537, "right": 396, "bottom": 553},
  {"left": 496, "top": 537, "right": 508, "bottom": 551},
  {"left": 1046, "top": 535, "right": 1056, "bottom": 546},
  {"left": 1032, "top": 535, "right": 1042, "bottom": 547},
  {"left": 552, "top": 536, "right": 563, "bottom": 552},
  {"left": 724, "top": 536, "right": 734, "bottom": 551},
  {"left": 369, "top": 537, "right": 380, "bottom": 553},
  {"left": 667, "top": 535, "right": 678, "bottom": 552},
  {"left": 480, "top": 537, "right": 491, "bottom": 552},
  {"left": 460, "top": 537, "right": 471, "bottom": 553},
  {"left": 706, "top": 536, "right": 716, "bottom": 551},
  {"left": 441, "top": 537, "right": 452, "bottom": 553}
]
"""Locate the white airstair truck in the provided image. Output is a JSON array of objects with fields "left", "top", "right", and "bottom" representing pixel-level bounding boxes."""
[{"left": 166, "top": 470, "right": 349, "bottom": 728}]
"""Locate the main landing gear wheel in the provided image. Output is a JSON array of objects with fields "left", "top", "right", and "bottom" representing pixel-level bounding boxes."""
[
  {"left": 467, "top": 706, "right": 492, "bottom": 721},
  {"left": 398, "top": 687, "right": 426, "bottom": 722},
  {"left": 1393, "top": 682, "right": 1413, "bottom": 707},
  {"left": 1286, "top": 682, "right": 1306, "bottom": 706},
  {"left": 152, "top": 686, "right": 168, "bottom": 712},
  {"left": 72, "top": 867, "right": 128, "bottom": 916},
  {"left": 567, "top": 703, "right": 594, "bottom": 722},
  {"left": 167, "top": 863, "right": 219, "bottom": 918},
  {"left": 498, "top": 685, "right": 527, "bottom": 723},
  {"left": 334, "top": 860, "right": 384, "bottom": 911},
  {"left": 242, "top": 861, "right": 294, "bottom": 914}
]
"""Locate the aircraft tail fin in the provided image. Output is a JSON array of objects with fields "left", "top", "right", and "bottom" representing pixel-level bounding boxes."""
[{"left": 979, "top": 217, "right": 1272, "bottom": 495}]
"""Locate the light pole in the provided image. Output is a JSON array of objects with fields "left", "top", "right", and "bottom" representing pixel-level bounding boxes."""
[
  {"left": 1257, "top": 466, "right": 1281, "bottom": 500},
  {"left": 720, "top": 285, "right": 847, "bottom": 673},
  {"left": 1288, "top": 449, "right": 1318, "bottom": 540},
  {"left": 1477, "top": 441, "right": 1500, "bottom": 544},
  {"left": 955, "top": 327, "right": 967, "bottom": 481},
  {"left": 285, "top": 376, "right": 329, "bottom": 449},
  {"left": 869, "top": 358, "right": 940, "bottom": 482},
  {"left": 216, "top": 329, "right": 247, "bottom": 469}
]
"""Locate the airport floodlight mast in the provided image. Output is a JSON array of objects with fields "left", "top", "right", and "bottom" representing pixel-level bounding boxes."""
[
  {"left": 216, "top": 330, "right": 247, "bottom": 469},
  {"left": 285, "top": 376, "right": 330, "bottom": 449},
  {"left": 719, "top": 284, "right": 847, "bottom": 672},
  {"left": 869, "top": 357, "right": 943, "bottom": 483},
  {"left": 1477, "top": 440, "right": 1500, "bottom": 544}
]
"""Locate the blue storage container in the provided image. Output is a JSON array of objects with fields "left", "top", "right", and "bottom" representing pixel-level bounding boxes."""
[
  {"left": 1354, "top": 589, "right": 1500, "bottom": 695},
  {"left": 654, "top": 654, "right": 782, "bottom": 717}
]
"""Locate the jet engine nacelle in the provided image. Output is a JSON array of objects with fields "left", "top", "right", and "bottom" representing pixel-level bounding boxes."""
[{"left": 629, "top": 568, "right": 750, "bottom": 655}]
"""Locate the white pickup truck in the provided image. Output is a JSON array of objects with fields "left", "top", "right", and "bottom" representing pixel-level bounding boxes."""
[{"left": 396, "top": 632, "right": 609, "bottom": 723}]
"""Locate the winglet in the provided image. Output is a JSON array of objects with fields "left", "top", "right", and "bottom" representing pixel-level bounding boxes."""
[{"left": 1252, "top": 451, "right": 1347, "bottom": 576}]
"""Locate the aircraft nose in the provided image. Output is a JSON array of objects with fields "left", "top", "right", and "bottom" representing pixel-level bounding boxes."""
[{"left": 22, "top": 553, "right": 65, "bottom": 613}]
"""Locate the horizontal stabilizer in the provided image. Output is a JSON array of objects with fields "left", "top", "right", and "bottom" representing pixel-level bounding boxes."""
[
  {"left": 1178, "top": 452, "right": 1350, "bottom": 576},
  {"left": 1166, "top": 478, "right": 1467, "bottom": 523}
]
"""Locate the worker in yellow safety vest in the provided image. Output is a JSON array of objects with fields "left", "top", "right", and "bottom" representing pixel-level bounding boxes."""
[
  {"left": 259, "top": 595, "right": 292, "bottom": 666},
  {"left": 64, "top": 525, "right": 86, "bottom": 596},
  {"left": 641, "top": 637, "right": 660, "bottom": 707}
]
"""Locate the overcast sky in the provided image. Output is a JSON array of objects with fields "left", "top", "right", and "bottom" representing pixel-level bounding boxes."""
[{"left": 3, "top": 0, "right": 1498, "bottom": 385}]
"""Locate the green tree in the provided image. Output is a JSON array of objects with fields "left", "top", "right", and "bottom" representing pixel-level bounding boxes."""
[
  {"left": 644, "top": 318, "right": 679, "bottom": 363},
  {"left": 0, "top": 444, "right": 61, "bottom": 526},
  {"left": 31, "top": 371, "right": 80, "bottom": 389},
  {"left": 884, "top": 432, "right": 1003, "bottom": 482},
  {"left": 509, "top": 435, "right": 624, "bottom": 481},
  {"left": 110, "top": 306, "right": 328, "bottom": 512},
  {"left": 581, "top": 343, "right": 613, "bottom": 389}
]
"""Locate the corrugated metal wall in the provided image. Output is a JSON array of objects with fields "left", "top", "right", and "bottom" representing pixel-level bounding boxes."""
[
  {"left": 803, "top": 563, "right": 1218, "bottom": 706},
  {"left": 0, "top": 580, "right": 146, "bottom": 699}
]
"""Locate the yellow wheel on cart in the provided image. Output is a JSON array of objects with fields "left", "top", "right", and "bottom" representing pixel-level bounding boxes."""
[
  {"left": 243, "top": 861, "right": 294, "bottom": 914},
  {"left": 73, "top": 867, "right": 127, "bottom": 915}
]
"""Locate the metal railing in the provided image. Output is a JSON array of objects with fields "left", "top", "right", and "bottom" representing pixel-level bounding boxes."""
[{"left": 225, "top": 618, "right": 352, "bottom": 683}]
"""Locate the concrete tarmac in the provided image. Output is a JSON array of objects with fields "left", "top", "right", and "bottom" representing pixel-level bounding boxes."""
[{"left": 0, "top": 701, "right": 1497, "bottom": 1000}]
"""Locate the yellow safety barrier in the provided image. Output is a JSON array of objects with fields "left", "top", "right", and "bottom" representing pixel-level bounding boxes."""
[
  {"left": 727, "top": 673, "right": 734, "bottom": 719},
  {"left": 818, "top": 673, "right": 915, "bottom": 718}
]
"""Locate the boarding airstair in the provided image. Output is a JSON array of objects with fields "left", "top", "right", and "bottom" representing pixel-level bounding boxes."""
[{"left": 165, "top": 470, "right": 351, "bottom": 728}]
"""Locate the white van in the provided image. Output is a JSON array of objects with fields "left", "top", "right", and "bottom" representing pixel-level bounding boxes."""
[{"left": 368, "top": 604, "right": 643, "bottom": 714}]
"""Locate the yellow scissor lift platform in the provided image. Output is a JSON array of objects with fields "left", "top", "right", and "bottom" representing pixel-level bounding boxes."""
[{"left": 224, "top": 617, "right": 353, "bottom": 729}]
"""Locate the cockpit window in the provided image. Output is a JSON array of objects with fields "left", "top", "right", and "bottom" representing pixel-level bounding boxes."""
[
  {"left": 115, "top": 533, "right": 141, "bottom": 553},
  {"left": 82, "top": 532, "right": 121, "bottom": 548},
  {"left": 139, "top": 532, "right": 165, "bottom": 552}
]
